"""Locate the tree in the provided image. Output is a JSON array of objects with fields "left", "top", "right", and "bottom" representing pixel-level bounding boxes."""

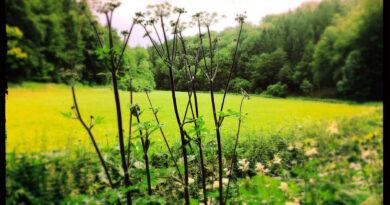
[{"left": 249, "top": 48, "right": 287, "bottom": 91}]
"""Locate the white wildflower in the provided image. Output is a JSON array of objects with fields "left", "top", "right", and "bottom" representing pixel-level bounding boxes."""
[
  {"left": 238, "top": 158, "right": 250, "bottom": 172},
  {"left": 255, "top": 162, "right": 265, "bottom": 174},
  {"left": 188, "top": 177, "right": 195, "bottom": 185},
  {"left": 327, "top": 121, "right": 339, "bottom": 135},
  {"left": 349, "top": 162, "right": 362, "bottom": 171},
  {"left": 361, "top": 149, "right": 377, "bottom": 161},
  {"left": 285, "top": 198, "right": 300, "bottom": 205},
  {"left": 133, "top": 161, "right": 145, "bottom": 169},
  {"left": 279, "top": 182, "right": 289, "bottom": 191},
  {"left": 305, "top": 147, "right": 318, "bottom": 157},
  {"left": 213, "top": 180, "right": 220, "bottom": 189},
  {"left": 273, "top": 154, "right": 282, "bottom": 165},
  {"left": 222, "top": 178, "right": 229, "bottom": 185}
]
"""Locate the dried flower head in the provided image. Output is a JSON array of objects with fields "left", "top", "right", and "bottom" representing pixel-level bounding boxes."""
[
  {"left": 235, "top": 12, "right": 247, "bottom": 24},
  {"left": 192, "top": 11, "right": 225, "bottom": 27},
  {"left": 94, "top": 0, "right": 121, "bottom": 13},
  {"left": 146, "top": 2, "right": 173, "bottom": 17},
  {"left": 133, "top": 12, "right": 146, "bottom": 24},
  {"left": 173, "top": 7, "right": 186, "bottom": 14}
]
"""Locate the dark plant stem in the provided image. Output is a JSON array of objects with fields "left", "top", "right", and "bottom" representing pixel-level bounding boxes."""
[
  {"left": 143, "top": 139, "right": 152, "bottom": 195},
  {"left": 178, "top": 32, "right": 208, "bottom": 205},
  {"left": 106, "top": 12, "right": 132, "bottom": 205},
  {"left": 225, "top": 96, "right": 246, "bottom": 201},
  {"left": 71, "top": 86, "right": 114, "bottom": 187},
  {"left": 127, "top": 79, "right": 133, "bottom": 167},
  {"left": 210, "top": 80, "right": 224, "bottom": 205},
  {"left": 135, "top": 115, "right": 152, "bottom": 195},
  {"left": 196, "top": 17, "right": 224, "bottom": 205},
  {"left": 218, "top": 23, "right": 243, "bottom": 123},
  {"left": 169, "top": 69, "right": 190, "bottom": 205},
  {"left": 145, "top": 91, "right": 183, "bottom": 181},
  {"left": 160, "top": 15, "right": 190, "bottom": 205}
]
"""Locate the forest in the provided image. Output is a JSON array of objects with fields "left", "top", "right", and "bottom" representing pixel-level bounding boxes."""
[{"left": 6, "top": 0, "right": 383, "bottom": 101}]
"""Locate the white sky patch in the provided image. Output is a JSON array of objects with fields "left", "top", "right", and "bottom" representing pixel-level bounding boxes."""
[{"left": 92, "top": 0, "right": 321, "bottom": 48}]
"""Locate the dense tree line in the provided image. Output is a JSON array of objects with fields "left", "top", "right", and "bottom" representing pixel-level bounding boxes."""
[
  {"left": 149, "top": 0, "right": 382, "bottom": 101},
  {"left": 6, "top": 0, "right": 155, "bottom": 90},
  {"left": 6, "top": 0, "right": 382, "bottom": 101}
]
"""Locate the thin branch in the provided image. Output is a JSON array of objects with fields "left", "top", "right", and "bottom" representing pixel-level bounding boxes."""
[
  {"left": 118, "top": 22, "right": 135, "bottom": 65},
  {"left": 107, "top": 11, "right": 132, "bottom": 205},
  {"left": 225, "top": 95, "right": 247, "bottom": 202},
  {"left": 218, "top": 22, "right": 244, "bottom": 125},
  {"left": 145, "top": 91, "right": 183, "bottom": 181},
  {"left": 71, "top": 86, "right": 114, "bottom": 187},
  {"left": 152, "top": 22, "right": 166, "bottom": 56},
  {"left": 127, "top": 79, "right": 134, "bottom": 167}
]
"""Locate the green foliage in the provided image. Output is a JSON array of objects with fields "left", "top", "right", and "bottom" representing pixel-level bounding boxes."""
[
  {"left": 300, "top": 79, "right": 314, "bottom": 95},
  {"left": 7, "top": 0, "right": 382, "bottom": 101},
  {"left": 230, "top": 77, "right": 251, "bottom": 93},
  {"left": 250, "top": 48, "right": 287, "bottom": 91},
  {"left": 6, "top": 105, "right": 382, "bottom": 204},
  {"left": 6, "top": 25, "right": 28, "bottom": 82},
  {"left": 312, "top": 0, "right": 382, "bottom": 100},
  {"left": 265, "top": 82, "right": 288, "bottom": 98},
  {"left": 121, "top": 47, "right": 156, "bottom": 92}
]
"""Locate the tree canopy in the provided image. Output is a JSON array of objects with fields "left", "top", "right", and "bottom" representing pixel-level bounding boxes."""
[{"left": 6, "top": 0, "right": 383, "bottom": 101}]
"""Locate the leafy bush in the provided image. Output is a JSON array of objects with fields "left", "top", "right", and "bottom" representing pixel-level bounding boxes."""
[
  {"left": 265, "top": 82, "right": 287, "bottom": 97},
  {"left": 230, "top": 78, "right": 251, "bottom": 93},
  {"left": 300, "top": 79, "right": 314, "bottom": 95}
]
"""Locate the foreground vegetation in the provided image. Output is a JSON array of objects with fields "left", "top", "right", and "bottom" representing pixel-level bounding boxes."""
[
  {"left": 7, "top": 98, "right": 383, "bottom": 204},
  {"left": 6, "top": 0, "right": 383, "bottom": 204}
]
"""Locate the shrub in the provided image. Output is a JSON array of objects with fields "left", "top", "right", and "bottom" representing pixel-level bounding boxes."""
[
  {"left": 265, "top": 82, "right": 287, "bottom": 97},
  {"left": 230, "top": 78, "right": 251, "bottom": 93},
  {"left": 300, "top": 79, "right": 314, "bottom": 95}
]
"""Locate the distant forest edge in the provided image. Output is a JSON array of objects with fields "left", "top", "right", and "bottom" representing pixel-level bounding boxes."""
[{"left": 6, "top": 0, "right": 383, "bottom": 101}]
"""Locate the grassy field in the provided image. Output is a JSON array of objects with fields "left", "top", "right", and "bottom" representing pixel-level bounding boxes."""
[{"left": 6, "top": 82, "right": 382, "bottom": 153}]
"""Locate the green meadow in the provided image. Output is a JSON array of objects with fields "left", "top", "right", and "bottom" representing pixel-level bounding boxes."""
[{"left": 6, "top": 83, "right": 381, "bottom": 153}]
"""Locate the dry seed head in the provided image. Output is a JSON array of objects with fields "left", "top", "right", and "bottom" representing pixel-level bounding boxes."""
[
  {"left": 192, "top": 11, "right": 224, "bottom": 27},
  {"left": 94, "top": 0, "right": 121, "bottom": 13},
  {"left": 235, "top": 12, "right": 247, "bottom": 23},
  {"left": 134, "top": 12, "right": 146, "bottom": 24},
  {"left": 146, "top": 2, "right": 173, "bottom": 17},
  {"left": 174, "top": 7, "right": 186, "bottom": 14}
]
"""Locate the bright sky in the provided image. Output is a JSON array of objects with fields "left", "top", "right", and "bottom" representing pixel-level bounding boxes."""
[{"left": 93, "top": 0, "right": 321, "bottom": 48}]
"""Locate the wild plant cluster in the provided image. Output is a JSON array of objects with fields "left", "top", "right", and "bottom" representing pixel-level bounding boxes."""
[{"left": 65, "top": 1, "right": 249, "bottom": 204}]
